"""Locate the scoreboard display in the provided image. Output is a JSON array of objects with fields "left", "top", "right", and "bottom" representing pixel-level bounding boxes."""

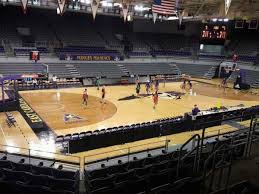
[{"left": 201, "top": 24, "right": 227, "bottom": 44}]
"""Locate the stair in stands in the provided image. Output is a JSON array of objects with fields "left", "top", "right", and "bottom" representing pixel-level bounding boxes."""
[
  {"left": 169, "top": 64, "right": 181, "bottom": 77},
  {"left": 65, "top": 64, "right": 81, "bottom": 77},
  {"left": 117, "top": 64, "right": 130, "bottom": 76},
  {"left": 3, "top": 41, "right": 14, "bottom": 57},
  {"left": 252, "top": 79, "right": 259, "bottom": 88}
]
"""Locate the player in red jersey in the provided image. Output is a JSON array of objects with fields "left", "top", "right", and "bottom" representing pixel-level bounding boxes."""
[
  {"left": 82, "top": 88, "right": 88, "bottom": 107},
  {"left": 101, "top": 85, "right": 106, "bottom": 104},
  {"left": 152, "top": 91, "right": 158, "bottom": 109}
]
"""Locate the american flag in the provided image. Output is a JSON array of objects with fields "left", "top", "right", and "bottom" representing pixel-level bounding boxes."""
[{"left": 152, "top": 0, "right": 176, "bottom": 15}]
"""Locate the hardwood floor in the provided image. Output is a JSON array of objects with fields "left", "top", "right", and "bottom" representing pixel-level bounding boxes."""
[{"left": 0, "top": 81, "right": 257, "bottom": 163}]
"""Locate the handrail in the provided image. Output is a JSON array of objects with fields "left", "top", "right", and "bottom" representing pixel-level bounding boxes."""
[
  {"left": 203, "top": 143, "right": 229, "bottom": 178},
  {"left": 202, "top": 143, "right": 230, "bottom": 194},
  {"left": 201, "top": 122, "right": 259, "bottom": 194},
  {"left": 177, "top": 134, "right": 200, "bottom": 178},
  {"left": 84, "top": 139, "right": 167, "bottom": 165},
  {"left": 0, "top": 143, "right": 80, "bottom": 166}
]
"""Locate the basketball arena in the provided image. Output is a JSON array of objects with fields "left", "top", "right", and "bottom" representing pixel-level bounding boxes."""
[{"left": 0, "top": 1, "right": 259, "bottom": 194}]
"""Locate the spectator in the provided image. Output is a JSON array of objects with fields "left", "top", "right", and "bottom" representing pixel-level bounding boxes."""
[
  {"left": 192, "top": 104, "right": 200, "bottom": 116},
  {"left": 32, "top": 79, "right": 38, "bottom": 89}
]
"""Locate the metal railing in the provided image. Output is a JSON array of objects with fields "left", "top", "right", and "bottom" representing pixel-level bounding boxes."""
[
  {"left": 0, "top": 116, "right": 257, "bottom": 184},
  {"left": 201, "top": 115, "right": 259, "bottom": 194},
  {"left": 83, "top": 139, "right": 170, "bottom": 166},
  {"left": 177, "top": 134, "right": 200, "bottom": 178},
  {"left": 0, "top": 143, "right": 81, "bottom": 169}
]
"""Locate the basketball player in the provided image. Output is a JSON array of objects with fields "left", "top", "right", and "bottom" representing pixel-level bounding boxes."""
[
  {"left": 154, "top": 79, "right": 159, "bottom": 92},
  {"left": 152, "top": 91, "right": 158, "bottom": 109},
  {"left": 101, "top": 85, "right": 106, "bottom": 104},
  {"left": 221, "top": 77, "right": 228, "bottom": 92},
  {"left": 181, "top": 78, "right": 186, "bottom": 90},
  {"left": 145, "top": 82, "right": 150, "bottom": 95},
  {"left": 150, "top": 80, "right": 153, "bottom": 92},
  {"left": 96, "top": 77, "right": 100, "bottom": 90},
  {"left": 136, "top": 82, "right": 141, "bottom": 96},
  {"left": 82, "top": 88, "right": 88, "bottom": 107}
]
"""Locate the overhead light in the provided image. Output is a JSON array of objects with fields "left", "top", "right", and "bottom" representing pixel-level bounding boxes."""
[
  {"left": 114, "top": 2, "right": 122, "bottom": 7},
  {"left": 218, "top": 18, "right": 223, "bottom": 22},
  {"left": 212, "top": 18, "right": 217, "bottom": 22},
  {"left": 101, "top": 1, "right": 113, "bottom": 7},
  {"left": 134, "top": 5, "right": 143, "bottom": 11},
  {"left": 127, "top": 15, "right": 132, "bottom": 21},
  {"left": 224, "top": 18, "right": 229, "bottom": 22},
  {"left": 134, "top": 5, "right": 150, "bottom": 11},
  {"left": 57, "top": 7, "right": 60, "bottom": 15},
  {"left": 80, "top": 0, "right": 90, "bottom": 4},
  {"left": 167, "top": 16, "right": 178, "bottom": 20}
]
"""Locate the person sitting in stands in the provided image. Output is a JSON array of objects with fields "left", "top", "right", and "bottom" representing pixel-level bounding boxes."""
[{"left": 192, "top": 104, "right": 200, "bottom": 116}]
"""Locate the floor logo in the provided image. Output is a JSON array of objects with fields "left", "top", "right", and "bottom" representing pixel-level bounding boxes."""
[
  {"left": 158, "top": 92, "right": 184, "bottom": 100},
  {"left": 64, "top": 113, "right": 86, "bottom": 123}
]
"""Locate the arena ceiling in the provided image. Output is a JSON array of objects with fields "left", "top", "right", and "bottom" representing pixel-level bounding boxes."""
[
  {"left": 1, "top": 0, "right": 259, "bottom": 20},
  {"left": 127, "top": 0, "right": 259, "bottom": 19}
]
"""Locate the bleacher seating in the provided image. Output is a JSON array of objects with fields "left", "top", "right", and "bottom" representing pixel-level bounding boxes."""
[
  {"left": 48, "top": 64, "right": 74, "bottom": 78},
  {"left": 0, "top": 63, "right": 45, "bottom": 76},
  {"left": 0, "top": 46, "right": 5, "bottom": 56},
  {"left": 61, "top": 105, "right": 259, "bottom": 153},
  {"left": 234, "top": 38, "right": 259, "bottom": 57},
  {"left": 177, "top": 63, "right": 214, "bottom": 77},
  {"left": 122, "top": 63, "right": 178, "bottom": 76},
  {"left": 74, "top": 63, "right": 125, "bottom": 78},
  {"left": 1, "top": 7, "right": 259, "bottom": 63},
  {"left": 126, "top": 33, "right": 150, "bottom": 52},
  {"left": 152, "top": 50, "right": 192, "bottom": 57},
  {"left": 84, "top": 149, "right": 203, "bottom": 194},
  {"left": 52, "top": 15, "right": 106, "bottom": 47},
  {"left": 0, "top": 157, "right": 79, "bottom": 194},
  {"left": 210, "top": 180, "right": 259, "bottom": 194},
  {"left": 14, "top": 47, "right": 49, "bottom": 56},
  {"left": 128, "top": 51, "right": 151, "bottom": 57},
  {"left": 47, "top": 63, "right": 125, "bottom": 78},
  {"left": 82, "top": 121, "right": 259, "bottom": 194},
  {"left": 56, "top": 46, "right": 120, "bottom": 58}
]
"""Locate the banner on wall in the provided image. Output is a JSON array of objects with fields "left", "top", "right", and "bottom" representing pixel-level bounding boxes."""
[
  {"left": 57, "top": 0, "right": 66, "bottom": 15},
  {"left": 59, "top": 54, "right": 123, "bottom": 61},
  {"left": 91, "top": 0, "right": 100, "bottom": 20},
  {"left": 225, "top": 0, "right": 231, "bottom": 15},
  {"left": 21, "top": 0, "right": 28, "bottom": 14},
  {"left": 122, "top": 0, "right": 130, "bottom": 22}
]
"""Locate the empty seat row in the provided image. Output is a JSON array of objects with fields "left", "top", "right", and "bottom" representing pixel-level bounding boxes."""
[
  {"left": 85, "top": 152, "right": 182, "bottom": 180},
  {"left": 62, "top": 105, "right": 259, "bottom": 153},
  {"left": 0, "top": 168, "right": 76, "bottom": 192},
  {"left": 0, "top": 180, "right": 74, "bottom": 194},
  {"left": 65, "top": 117, "right": 186, "bottom": 153},
  {"left": 0, "top": 159, "right": 79, "bottom": 180},
  {"left": 89, "top": 174, "right": 203, "bottom": 194}
]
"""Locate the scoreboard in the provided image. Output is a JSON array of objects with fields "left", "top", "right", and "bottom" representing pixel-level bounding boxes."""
[{"left": 201, "top": 24, "right": 227, "bottom": 44}]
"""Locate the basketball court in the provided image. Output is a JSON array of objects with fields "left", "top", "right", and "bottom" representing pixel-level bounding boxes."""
[{"left": 0, "top": 79, "right": 258, "bottom": 162}]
